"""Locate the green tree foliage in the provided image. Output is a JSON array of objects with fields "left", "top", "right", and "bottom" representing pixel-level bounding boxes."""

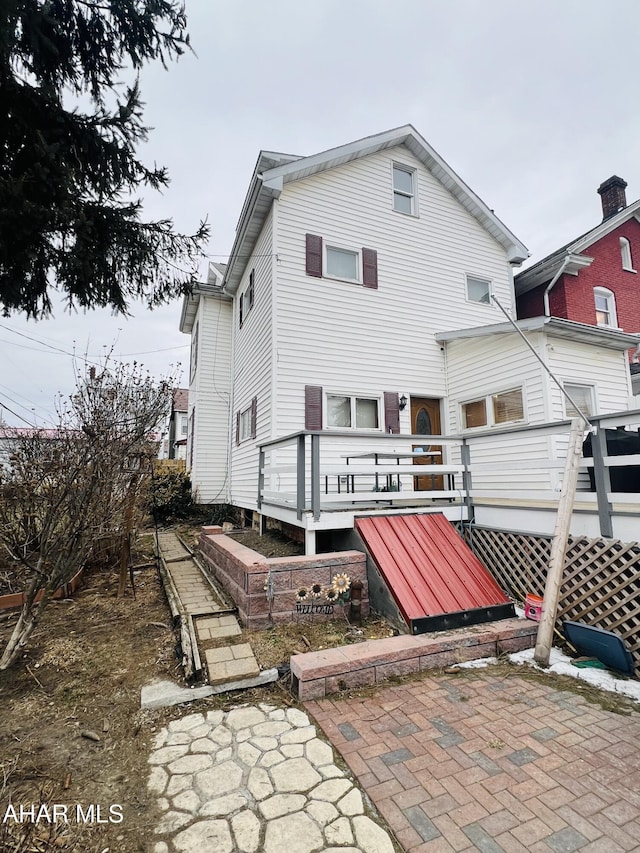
[{"left": 0, "top": 1, "right": 209, "bottom": 318}]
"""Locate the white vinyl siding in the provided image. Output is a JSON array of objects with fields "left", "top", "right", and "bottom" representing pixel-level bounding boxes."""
[
  {"left": 274, "top": 145, "right": 513, "bottom": 439},
  {"left": 188, "top": 295, "right": 232, "bottom": 503},
  {"left": 230, "top": 209, "right": 274, "bottom": 509}
]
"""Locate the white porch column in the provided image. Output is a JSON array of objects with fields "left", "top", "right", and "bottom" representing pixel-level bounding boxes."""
[{"left": 304, "top": 529, "right": 316, "bottom": 555}]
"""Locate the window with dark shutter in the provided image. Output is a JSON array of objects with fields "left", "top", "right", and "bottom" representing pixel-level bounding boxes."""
[
  {"left": 235, "top": 411, "right": 240, "bottom": 445},
  {"left": 239, "top": 294, "right": 244, "bottom": 328},
  {"left": 362, "top": 248, "right": 378, "bottom": 289},
  {"left": 383, "top": 392, "right": 400, "bottom": 434},
  {"left": 250, "top": 396, "right": 257, "bottom": 439},
  {"left": 306, "top": 234, "right": 323, "bottom": 277},
  {"left": 248, "top": 269, "right": 255, "bottom": 308},
  {"left": 305, "top": 385, "right": 323, "bottom": 430}
]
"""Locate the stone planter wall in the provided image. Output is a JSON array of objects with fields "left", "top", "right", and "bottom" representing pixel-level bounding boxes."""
[{"left": 199, "top": 527, "right": 369, "bottom": 630}]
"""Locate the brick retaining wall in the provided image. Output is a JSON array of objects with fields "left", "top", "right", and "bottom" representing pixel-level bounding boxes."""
[
  {"left": 290, "top": 618, "right": 538, "bottom": 699},
  {"left": 198, "top": 526, "right": 369, "bottom": 630}
]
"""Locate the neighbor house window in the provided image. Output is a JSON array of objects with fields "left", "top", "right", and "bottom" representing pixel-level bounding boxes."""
[
  {"left": 327, "top": 394, "right": 379, "bottom": 429},
  {"left": 180, "top": 416, "right": 188, "bottom": 436},
  {"left": 326, "top": 246, "right": 359, "bottom": 281},
  {"left": 466, "top": 275, "right": 492, "bottom": 304},
  {"left": 392, "top": 164, "right": 416, "bottom": 214},
  {"left": 594, "top": 287, "right": 617, "bottom": 327},
  {"left": 620, "top": 237, "right": 635, "bottom": 271},
  {"left": 462, "top": 388, "right": 524, "bottom": 429},
  {"left": 563, "top": 384, "right": 595, "bottom": 418}
]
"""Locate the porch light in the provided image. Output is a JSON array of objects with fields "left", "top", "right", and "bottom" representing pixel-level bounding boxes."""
[{"left": 399, "top": 394, "right": 407, "bottom": 411}]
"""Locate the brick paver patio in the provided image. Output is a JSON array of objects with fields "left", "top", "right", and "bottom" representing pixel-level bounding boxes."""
[{"left": 306, "top": 669, "right": 640, "bottom": 853}]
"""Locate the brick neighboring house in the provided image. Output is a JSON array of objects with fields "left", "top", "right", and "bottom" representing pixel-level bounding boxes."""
[{"left": 515, "top": 176, "right": 640, "bottom": 366}]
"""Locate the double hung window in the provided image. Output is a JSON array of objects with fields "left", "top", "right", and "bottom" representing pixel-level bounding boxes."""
[{"left": 392, "top": 164, "right": 416, "bottom": 214}]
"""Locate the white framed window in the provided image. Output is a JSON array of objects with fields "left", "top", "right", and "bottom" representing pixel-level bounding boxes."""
[
  {"left": 461, "top": 388, "right": 524, "bottom": 430},
  {"left": 326, "top": 245, "right": 359, "bottom": 282},
  {"left": 190, "top": 322, "right": 198, "bottom": 382},
  {"left": 620, "top": 237, "right": 635, "bottom": 272},
  {"left": 239, "top": 407, "right": 252, "bottom": 441},
  {"left": 180, "top": 415, "right": 188, "bottom": 436},
  {"left": 563, "top": 383, "right": 595, "bottom": 418},
  {"left": 466, "top": 275, "right": 492, "bottom": 305},
  {"left": 594, "top": 287, "right": 618, "bottom": 327},
  {"left": 392, "top": 164, "right": 416, "bottom": 215},
  {"left": 326, "top": 394, "right": 380, "bottom": 430}
]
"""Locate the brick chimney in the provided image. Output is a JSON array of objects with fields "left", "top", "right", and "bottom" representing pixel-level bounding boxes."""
[{"left": 598, "top": 175, "right": 627, "bottom": 220}]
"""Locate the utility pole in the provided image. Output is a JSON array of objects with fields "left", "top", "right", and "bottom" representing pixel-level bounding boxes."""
[{"left": 534, "top": 419, "right": 584, "bottom": 667}]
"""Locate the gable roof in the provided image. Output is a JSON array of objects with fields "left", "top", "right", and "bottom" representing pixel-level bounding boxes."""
[
  {"left": 172, "top": 389, "right": 188, "bottom": 414},
  {"left": 222, "top": 125, "right": 529, "bottom": 293},
  {"left": 515, "top": 199, "right": 640, "bottom": 294}
]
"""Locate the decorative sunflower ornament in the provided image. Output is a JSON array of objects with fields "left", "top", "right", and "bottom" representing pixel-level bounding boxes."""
[
  {"left": 295, "top": 587, "right": 308, "bottom": 602},
  {"left": 332, "top": 573, "right": 351, "bottom": 595},
  {"left": 310, "top": 582, "right": 323, "bottom": 599}
]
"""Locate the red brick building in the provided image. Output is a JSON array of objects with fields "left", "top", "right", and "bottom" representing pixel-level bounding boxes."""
[{"left": 516, "top": 176, "right": 640, "bottom": 365}]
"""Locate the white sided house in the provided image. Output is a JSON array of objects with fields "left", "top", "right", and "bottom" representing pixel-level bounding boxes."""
[{"left": 181, "top": 126, "right": 639, "bottom": 552}]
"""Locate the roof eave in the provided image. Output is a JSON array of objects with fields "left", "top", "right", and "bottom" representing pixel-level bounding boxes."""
[{"left": 436, "top": 316, "right": 640, "bottom": 350}]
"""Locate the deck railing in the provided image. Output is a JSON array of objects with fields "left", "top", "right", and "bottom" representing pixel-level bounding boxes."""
[{"left": 257, "top": 409, "right": 640, "bottom": 534}]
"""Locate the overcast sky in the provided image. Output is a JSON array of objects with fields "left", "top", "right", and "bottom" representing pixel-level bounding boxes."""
[{"left": 2, "top": 0, "right": 639, "bottom": 427}]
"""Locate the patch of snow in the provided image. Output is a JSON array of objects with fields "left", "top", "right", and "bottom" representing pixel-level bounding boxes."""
[{"left": 454, "top": 646, "right": 640, "bottom": 703}]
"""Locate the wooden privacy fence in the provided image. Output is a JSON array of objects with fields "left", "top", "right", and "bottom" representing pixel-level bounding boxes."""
[{"left": 458, "top": 523, "right": 640, "bottom": 672}]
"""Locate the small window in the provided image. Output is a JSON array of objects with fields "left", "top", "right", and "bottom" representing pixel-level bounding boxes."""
[
  {"left": 563, "top": 384, "right": 594, "bottom": 418},
  {"left": 327, "top": 394, "right": 379, "bottom": 430},
  {"left": 326, "top": 246, "right": 359, "bottom": 281},
  {"left": 461, "top": 388, "right": 524, "bottom": 430},
  {"left": 492, "top": 389, "right": 524, "bottom": 424},
  {"left": 190, "top": 322, "right": 199, "bottom": 382},
  {"left": 466, "top": 275, "right": 492, "bottom": 304},
  {"left": 248, "top": 269, "right": 255, "bottom": 308},
  {"left": 594, "top": 287, "right": 617, "bottom": 327},
  {"left": 620, "top": 237, "right": 634, "bottom": 272},
  {"left": 462, "top": 399, "right": 487, "bottom": 429},
  {"left": 239, "top": 407, "right": 252, "bottom": 441},
  {"left": 180, "top": 416, "right": 188, "bottom": 436},
  {"left": 392, "top": 164, "right": 415, "bottom": 214}
]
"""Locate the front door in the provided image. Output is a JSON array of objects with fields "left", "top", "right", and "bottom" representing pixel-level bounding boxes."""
[{"left": 410, "top": 397, "right": 443, "bottom": 491}]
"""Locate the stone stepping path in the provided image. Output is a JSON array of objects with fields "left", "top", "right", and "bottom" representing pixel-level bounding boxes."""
[
  {"left": 156, "top": 532, "right": 262, "bottom": 687},
  {"left": 157, "top": 531, "right": 226, "bottom": 617},
  {"left": 148, "top": 704, "right": 396, "bottom": 853}
]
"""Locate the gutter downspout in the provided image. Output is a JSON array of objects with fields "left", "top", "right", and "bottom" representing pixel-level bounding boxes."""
[{"left": 543, "top": 255, "right": 572, "bottom": 317}]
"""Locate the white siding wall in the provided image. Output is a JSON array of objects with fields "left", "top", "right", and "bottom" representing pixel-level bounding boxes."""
[
  {"left": 443, "top": 332, "right": 555, "bottom": 496},
  {"left": 273, "top": 146, "right": 514, "bottom": 437},
  {"left": 546, "top": 340, "right": 632, "bottom": 417},
  {"left": 230, "top": 209, "right": 274, "bottom": 509},
  {"left": 189, "top": 295, "right": 233, "bottom": 503}
]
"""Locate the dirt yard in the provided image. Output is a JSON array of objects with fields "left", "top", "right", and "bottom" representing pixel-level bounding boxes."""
[{"left": 0, "top": 526, "right": 394, "bottom": 852}]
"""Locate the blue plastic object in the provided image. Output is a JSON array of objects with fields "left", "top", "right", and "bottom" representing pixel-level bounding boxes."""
[{"left": 563, "top": 621, "right": 635, "bottom": 676}]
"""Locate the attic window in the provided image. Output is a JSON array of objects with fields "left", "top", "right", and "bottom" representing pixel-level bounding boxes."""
[
  {"left": 392, "top": 164, "right": 416, "bottom": 215},
  {"left": 620, "top": 237, "right": 635, "bottom": 272}
]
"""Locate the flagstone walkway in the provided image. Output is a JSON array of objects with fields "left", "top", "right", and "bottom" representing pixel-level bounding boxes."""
[{"left": 148, "top": 703, "right": 397, "bottom": 853}]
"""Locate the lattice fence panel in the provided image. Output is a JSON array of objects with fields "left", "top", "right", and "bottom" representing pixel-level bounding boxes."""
[{"left": 458, "top": 523, "right": 640, "bottom": 673}]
